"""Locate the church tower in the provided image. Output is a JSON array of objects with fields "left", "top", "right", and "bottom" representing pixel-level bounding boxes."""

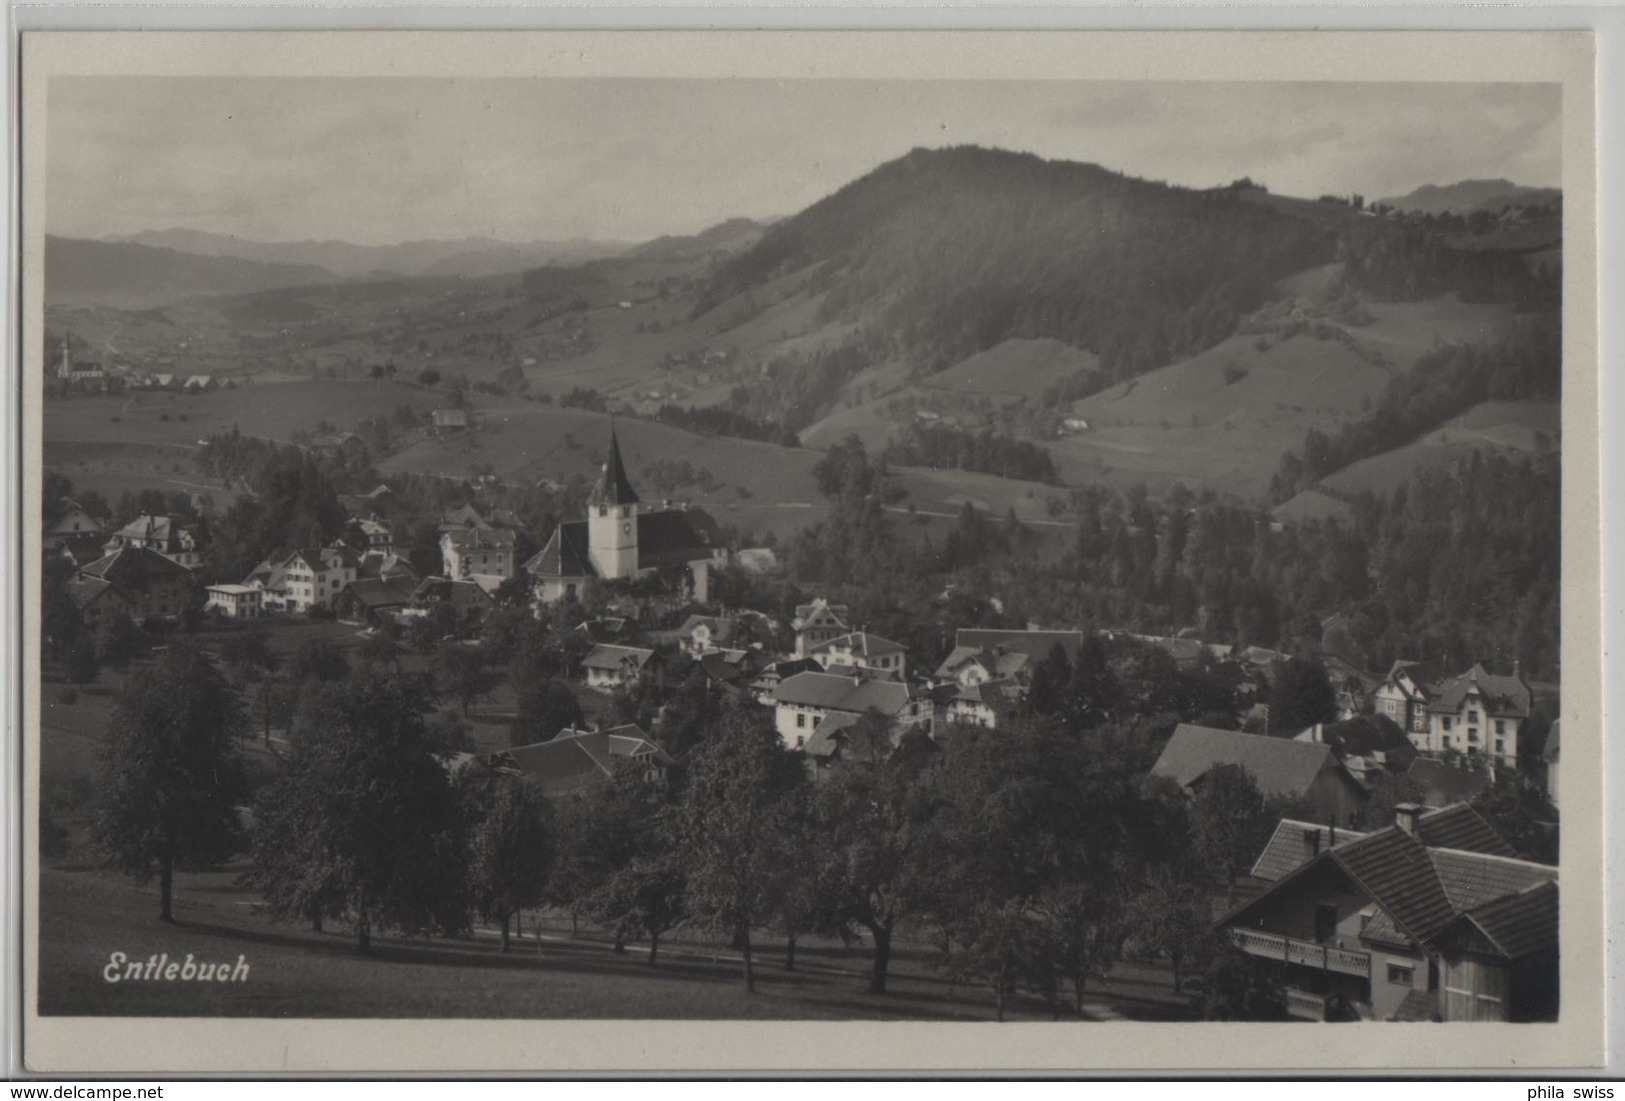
[{"left": 587, "top": 422, "right": 640, "bottom": 580}]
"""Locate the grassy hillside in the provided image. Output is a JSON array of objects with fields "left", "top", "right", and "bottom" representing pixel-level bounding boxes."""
[{"left": 1318, "top": 399, "right": 1558, "bottom": 497}]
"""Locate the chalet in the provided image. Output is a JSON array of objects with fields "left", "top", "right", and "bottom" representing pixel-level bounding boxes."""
[
  {"left": 941, "top": 676, "right": 1025, "bottom": 730},
  {"left": 791, "top": 599, "right": 853, "bottom": 658},
  {"left": 1373, "top": 660, "right": 1449, "bottom": 741},
  {"left": 43, "top": 500, "right": 104, "bottom": 552},
  {"left": 675, "top": 615, "right": 739, "bottom": 657},
  {"left": 502, "top": 724, "right": 673, "bottom": 798},
  {"left": 1150, "top": 724, "right": 1368, "bottom": 827},
  {"left": 523, "top": 425, "right": 725, "bottom": 606},
  {"left": 334, "top": 576, "right": 420, "bottom": 626},
  {"left": 1423, "top": 664, "right": 1532, "bottom": 770},
  {"left": 1221, "top": 804, "right": 1556, "bottom": 1022},
  {"left": 355, "top": 550, "right": 418, "bottom": 584},
  {"left": 204, "top": 583, "right": 264, "bottom": 620},
  {"left": 67, "top": 545, "right": 195, "bottom": 624},
  {"left": 440, "top": 525, "right": 516, "bottom": 582},
  {"left": 581, "top": 643, "right": 656, "bottom": 692},
  {"left": 431, "top": 408, "right": 469, "bottom": 431},
  {"left": 751, "top": 657, "right": 823, "bottom": 705},
  {"left": 810, "top": 632, "right": 908, "bottom": 680},
  {"left": 104, "top": 515, "right": 203, "bottom": 570},
  {"left": 344, "top": 515, "right": 395, "bottom": 554},
  {"left": 935, "top": 643, "right": 1035, "bottom": 689},
  {"left": 769, "top": 670, "right": 917, "bottom": 750}
]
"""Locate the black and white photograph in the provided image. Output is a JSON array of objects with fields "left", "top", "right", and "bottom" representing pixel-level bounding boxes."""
[{"left": 17, "top": 29, "right": 1602, "bottom": 1074}]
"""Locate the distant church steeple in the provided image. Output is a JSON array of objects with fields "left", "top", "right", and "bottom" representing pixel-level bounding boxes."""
[{"left": 587, "top": 419, "right": 641, "bottom": 580}]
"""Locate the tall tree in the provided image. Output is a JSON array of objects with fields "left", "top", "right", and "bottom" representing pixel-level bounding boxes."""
[
  {"left": 248, "top": 672, "right": 467, "bottom": 952},
  {"left": 509, "top": 678, "right": 585, "bottom": 747},
  {"left": 93, "top": 642, "right": 247, "bottom": 922},
  {"left": 436, "top": 644, "right": 501, "bottom": 716},
  {"left": 674, "top": 704, "right": 804, "bottom": 992},
  {"left": 1269, "top": 658, "right": 1338, "bottom": 732},
  {"left": 1190, "top": 764, "right": 1268, "bottom": 905},
  {"left": 461, "top": 764, "right": 554, "bottom": 953}
]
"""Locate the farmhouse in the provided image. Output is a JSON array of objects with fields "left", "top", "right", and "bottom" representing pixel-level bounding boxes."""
[
  {"left": 581, "top": 643, "right": 656, "bottom": 692},
  {"left": 523, "top": 425, "right": 725, "bottom": 606},
  {"left": 44, "top": 500, "right": 104, "bottom": 552},
  {"left": 1149, "top": 723, "right": 1368, "bottom": 827},
  {"left": 67, "top": 545, "right": 195, "bottom": 624},
  {"left": 941, "top": 677, "right": 1025, "bottom": 730},
  {"left": 1221, "top": 804, "right": 1555, "bottom": 1022},
  {"left": 408, "top": 576, "right": 494, "bottom": 620},
  {"left": 204, "top": 583, "right": 264, "bottom": 620},
  {"left": 104, "top": 515, "right": 203, "bottom": 570},
  {"left": 333, "top": 576, "right": 420, "bottom": 626}
]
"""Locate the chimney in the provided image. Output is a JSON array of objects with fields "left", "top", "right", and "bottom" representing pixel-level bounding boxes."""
[
  {"left": 1303, "top": 827, "right": 1321, "bottom": 856},
  {"left": 1394, "top": 803, "right": 1422, "bottom": 836}
]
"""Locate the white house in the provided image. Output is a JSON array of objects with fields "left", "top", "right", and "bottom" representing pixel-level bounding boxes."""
[
  {"left": 769, "top": 670, "right": 914, "bottom": 750},
  {"left": 581, "top": 643, "right": 655, "bottom": 692},
  {"left": 440, "top": 526, "right": 516, "bottom": 582},
  {"left": 791, "top": 598, "right": 853, "bottom": 658},
  {"left": 810, "top": 632, "right": 908, "bottom": 680},
  {"left": 204, "top": 583, "right": 264, "bottom": 620},
  {"left": 256, "top": 544, "right": 359, "bottom": 614},
  {"left": 104, "top": 515, "right": 203, "bottom": 571},
  {"left": 1423, "top": 664, "right": 1533, "bottom": 770}
]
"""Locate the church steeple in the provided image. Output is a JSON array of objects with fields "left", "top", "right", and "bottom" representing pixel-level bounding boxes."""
[{"left": 590, "top": 420, "right": 641, "bottom": 508}]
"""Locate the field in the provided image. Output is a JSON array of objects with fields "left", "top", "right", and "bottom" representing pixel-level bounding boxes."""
[{"left": 1319, "top": 399, "right": 1559, "bottom": 497}]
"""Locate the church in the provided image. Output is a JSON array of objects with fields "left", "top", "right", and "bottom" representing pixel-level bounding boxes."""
[{"left": 523, "top": 423, "right": 726, "bottom": 606}]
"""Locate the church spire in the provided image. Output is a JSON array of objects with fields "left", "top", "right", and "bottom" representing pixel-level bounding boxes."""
[{"left": 589, "top": 418, "right": 640, "bottom": 507}]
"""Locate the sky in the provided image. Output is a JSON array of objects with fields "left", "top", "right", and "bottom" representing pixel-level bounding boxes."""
[{"left": 47, "top": 77, "right": 1562, "bottom": 246}]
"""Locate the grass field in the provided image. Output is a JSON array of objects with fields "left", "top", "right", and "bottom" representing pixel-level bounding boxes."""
[
  {"left": 37, "top": 864, "right": 1192, "bottom": 1022},
  {"left": 1320, "top": 399, "right": 1558, "bottom": 497},
  {"left": 923, "top": 338, "right": 1098, "bottom": 403}
]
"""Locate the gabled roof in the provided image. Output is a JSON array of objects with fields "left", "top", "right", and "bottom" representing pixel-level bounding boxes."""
[
  {"left": 589, "top": 425, "right": 640, "bottom": 507},
  {"left": 951, "top": 676, "right": 1025, "bottom": 709},
  {"left": 1428, "top": 847, "right": 1556, "bottom": 913},
  {"left": 524, "top": 521, "right": 595, "bottom": 580},
  {"left": 1387, "top": 659, "right": 1450, "bottom": 698},
  {"left": 581, "top": 643, "right": 655, "bottom": 673},
  {"left": 1322, "top": 828, "right": 1461, "bottom": 944},
  {"left": 78, "top": 544, "right": 192, "bottom": 586},
  {"left": 1250, "top": 819, "right": 1370, "bottom": 881},
  {"left": 805, "top": 712, "right": 862, "bottom": 758},
  {"left": 954, "top": 628, "right": 1082, "bottom": 661},
  {"left": 793, "top": 599, "right": 851, "bottom": 632},
  {"left": 813, "top": 631, "right": 906, "bottom": 660},
  {"left": 1425, "top": 664, "right": 1532, "bottom": 720},
  {"left": 1438, "top": 882, "right": 1558, "bottom": 960},
  {"left": 504, "top": 724, "right": 671, "bottom": 795},
  {"left": 64, "top": 574, "right": 123, "bottom": 610},
  {"left": 1150, "top": 724, "right": 1355, "bottom": 801},
  {"left": 934, "top": 644, "right": 1032, "bottom": 682},
  {"left": 772, "top": 671, "right": 910, "bottom": 715},
  {"left": 1247, "top": 804, "right": 1513, "bottom": 883},
  {"left": 110, "top": 514, "right": 188, "bottom": 546},
  {"left": 1410, "top": 803, "right": 1516, "bottom": 858},
  {"left": 337, "top": 576, "right": 419, "bottom": 609},
  {"left": 442, "top": 526, "right": 516, "bottom": 551},
  {"left": 677, "top": 615, "right": 739, "bottom": 643}
]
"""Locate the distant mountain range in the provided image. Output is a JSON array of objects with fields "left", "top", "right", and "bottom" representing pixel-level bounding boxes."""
[
  {"left": 625, "top": 217, "right": 770, "bottom": 263},
  {"left": 46, "top": 235, "right": 336, "bottom": 306},
  {"left": 107, "top": 228, "right": 631, "bottom": 280},
  {"left": 1380, "top": 179, "right": 1561, "bottom": 216}
]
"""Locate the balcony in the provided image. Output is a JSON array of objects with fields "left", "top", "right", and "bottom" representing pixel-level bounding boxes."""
[{"left": 1229, "top": 928, "right": 1372, "bottom": 979}]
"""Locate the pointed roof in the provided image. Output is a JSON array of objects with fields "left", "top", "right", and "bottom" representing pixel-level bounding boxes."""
[{"left": 590, "top": 423, "right": 640, "bottom": 507}]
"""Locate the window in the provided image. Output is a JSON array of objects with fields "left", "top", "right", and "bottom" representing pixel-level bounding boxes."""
[
  {"left": 1495, "top": 720, "right": 1506, "bottom": 735},
  {"left": 1387, "top": 963, "right": 1415, "bottom": 986},
  {"left": 1469, "top": 710, "right": 1480, "bottom": 724},
  {"left": 1313, "top": 903, "right": 1339, "bottom": 945},
  {"left": 796, "top": 713, "right": 807, "bottom": 729},
  {"left": 1467, "top": 728, "right": 1479, "bottom": 742},
  {"left": 1442, "top": 717, "right": 1453, "bottom": 731}
]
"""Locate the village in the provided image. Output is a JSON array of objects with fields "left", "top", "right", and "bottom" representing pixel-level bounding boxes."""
[{"left": 38, "top": 416, "right": 1561, "bottom": 1024}]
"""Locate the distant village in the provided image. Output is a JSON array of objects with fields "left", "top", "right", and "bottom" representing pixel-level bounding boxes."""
[{"left": 42, "top": 419, "right": 1560, "bottom": 1023}]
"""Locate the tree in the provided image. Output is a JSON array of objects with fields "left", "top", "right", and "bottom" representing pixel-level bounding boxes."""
[
  {"left": 461, "top": 764, "right": 553, "bottom": 953},
  {"left": 1268, "top": 658, "right": 1338, "bottom": 732},
  {"left": 436, "top": 644, "right": 500, "bottom": 716},
  {"left": 220, "top": 626, "right": 281, "bottom": 744},
  {"left": 1127, "top": 868, "right": 1210, "bottom": 994},
  {"left": 286, "top": 634, "right": 351, "bottom": 685},
  {"left": 577, "top": 771, "right": 687, "bottom": 967},
  {"left": 418, "top": 368, "right": 442, "bottom": 388},
  {"left": 509, "top": 678, "right": 584, "bottom": 747},
  {"left": 95, "top": 611, "right": 143, "bottom": 671},
  {"left": 64, "top": 633, "right": 101, "bottom": 686},
  {"left": 674, "top": 704, "right": 805, "bottom": 991},
  {"left": 1471, "top": 774, "right": 1558, "bottom": 864},
  {"left": 356, "top": 628, "right": 403, "bottom": 672},
  {"left": 248, "top": 672, "right": 467, "bottom": 951},
  {"left": 1190, "top": 764, "right": 1268, "bottom": 905},
  {"left": 92, "top": 642, "right": 247, "bottom": 922}
]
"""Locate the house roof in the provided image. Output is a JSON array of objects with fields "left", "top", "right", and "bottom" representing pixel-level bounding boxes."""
[
  {"left": 805, "top": 711, "right": 862, "bottom": 758},
  {"left": 1249, "top": 819, "right": 1370, "bottom": 881},
  {"left": 1248, "top": 805, "right": 1512, "bottom": 883},
  {"left": 793, "top": 599, "right": 851, "bottom": 632},
  {"left": 338, "top": 576, "right": 420, "bottom": 609},
  {"left": 440, "top": 504, "right": 491, "bottom": 532},
  {"left": 78, "top": 544, "right": 192, "bottom": 586},
  {"left": 1439, "top": 882, "right": 1559, "bottom": 960},
  {"left": 581, "top": 643, "right": 655, "bottom": 673},
  {"left": 1428, "top": 847, "right": 1556, "bottom": 914},
  {"left": 1410, "top": 803, "right": 1516, "bottom": 858},
  {"left": 524, "top": 521, "right": 595, "bottom": 580},
  {"left": 772, "top": 671, "right": 910, "bottom": 715},
  {"left": 951, "top": 676, "right": 1026, "bottom": 710},
  {"left": 813, "top": 631, "right": 906, "bottom": 660},
  {"left": 954, "top": 628, "right": 1082, "bottom": 661},
  {"left": 1388, "top": 659, "right": 1450, "bottom": 698},
  {"left": 504, "top": 725, "right": 671, "bottom": 795},
  {"left": 934, "top": 644, "right": 1032, "bottom": 681},
  {"left": 1425, "top": 664, "right": 1532, "bottom": 720},
  {"left": 1150, "top": 724, "right": 1355, "bottom": 801},
  {"left": 443, "top": 526, "right": 516, "bottom": 552},
  {"left": 110, "top": 514, "right": 189, "bottom": 547},
  {"left": 1405, "top": 758, "right": 1493, "bottom": 806},
  {"left": 64, "top": 574, "right": 122, "bottom": 610},
  {"left": 589, "top": 425, "right": 640, "bottom": 507},
  {"left": 677, "top": 615, "right": 738, "bottom": 643},
  {"left": 1323, "top": 828, "right": 1461, "bottom": 945},
  {"left": 635, "top": 508, "right": 716, "bottom": 567}
]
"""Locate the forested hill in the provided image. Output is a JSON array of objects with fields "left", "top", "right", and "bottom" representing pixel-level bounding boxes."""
[{"left": 694, "top": 146, "right": 1342, "bottom": 381}]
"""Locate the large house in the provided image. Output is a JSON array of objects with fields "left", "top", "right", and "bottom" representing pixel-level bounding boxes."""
[
  {"left": 248, "top": 545, "right": 359, "bottom": 614},
  {"left": 1373, "top": 660, "right": 1449, "bottom": 741},
  {"left": 810, "top": 632, "right": 907, "bottom": 680},
  {"left": 935, "top": 628, "right": 1084, "bottom": 687},
  {"left": 104, "top": 514, "right": 203, "bottom": 570},
  {"left": 204, "top": 583, "right": 264, "bottom": 620},
  {"left": 1423, "top": 664, "right": 1532, "bottom": 770},
  {"left": 1150, "top": 723, "right": 1368, "bottom": 827},
  {"left": 523, "top": 425, "right": 725, "bottom": 606},
  {"left": 500, "top": 724, "right": 673, "bottom": 797},
  {"left": 791, "top": 599, "right": 853, "bottom": 658},
  {"left": 769, "top": 670, "right": 920, "bottom": 749},
  {"left": 440, "top": 525, "right": 516, "bottom": 583},
  {"left": 67, "top": 545, "right": 195, "bottom": 624},
  {"left": 333, "top": 576, "right": 420, "bottom": 626},
  {"left": 1222, "top": 803, "right": 1557, "bottom": 1022}
]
